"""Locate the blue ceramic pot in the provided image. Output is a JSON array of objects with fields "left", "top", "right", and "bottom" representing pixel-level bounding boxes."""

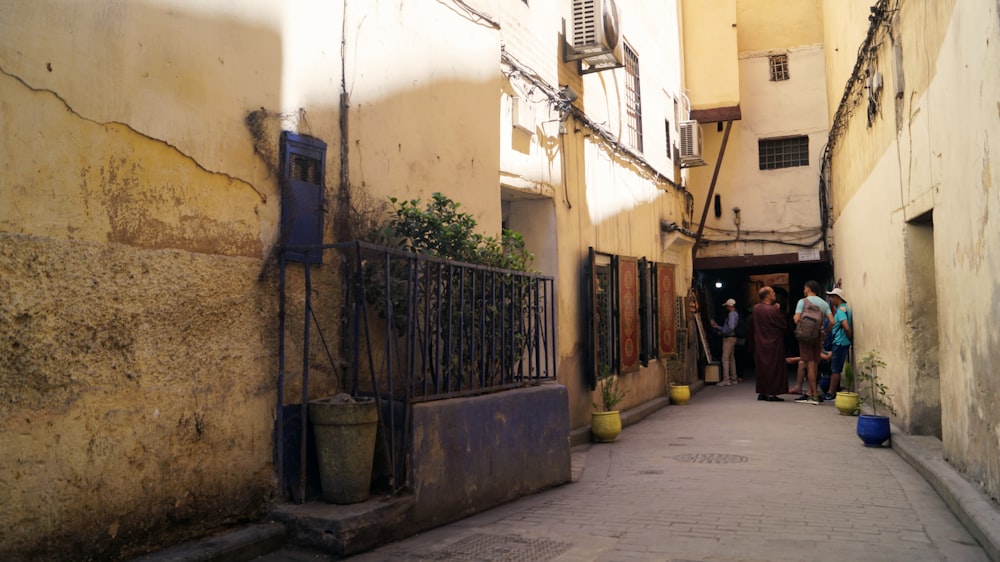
[{"left": 857, "top": 414, "right": 891, "bottom": 447}]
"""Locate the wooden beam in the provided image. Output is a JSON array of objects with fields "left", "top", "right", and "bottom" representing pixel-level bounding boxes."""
[
  {"left": 693, "top": 251, "right": 831, "bottom": 270},
  {"left": 694, "top": 120, "right": 733, "bottom": 245},
  {"left": 691, "top": 105, "right": 742, "bottom": 123}
]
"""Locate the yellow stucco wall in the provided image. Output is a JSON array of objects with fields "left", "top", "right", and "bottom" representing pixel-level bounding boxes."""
[
  {"left": 1, "top": 0, "right": 695, "bottom": 556},
  {"left": 2, "top": 0, "right": 503, "bottom": 551},
  {"left": 0, "top": 1, "right": 293, "bottom": 557},
  {"left": 736, "top": 0, "right": 824, "bottom": 53},
  {"left": 681, "top": 0, "right": 740, "bottom": 111},
  {"left": 499, "top": 0, "right": 694, "bottom": 430},
  {"left": 824, "top": 0, "right": 1000, "bottom": 499},
  {"left": 685, "top": 3, "right": 828, "bottom": 260}
]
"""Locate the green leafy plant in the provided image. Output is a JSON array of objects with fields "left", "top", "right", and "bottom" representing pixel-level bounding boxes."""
[
  {"left": 359, "top": 192, "right": 539, "bottom": 391},
  {"left": 378, "top": 193, "right": 534, "bottom": 270},
  {"left": 843, "top": 363, "right": 855, "bottom": 392},
  {"left": 592, "top": 365, "right": 626, "bottom": 412},
  {"left": 856, "top": 350, "right": 896, "bottom": 417}
]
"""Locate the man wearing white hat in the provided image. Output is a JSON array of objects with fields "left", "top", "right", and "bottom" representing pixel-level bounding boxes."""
[
  {"left": 824, "top": 287, "right": 853, "bottom": 401},
  {"left": 711, "top": 298, "right": 740, "bottom": 386}
]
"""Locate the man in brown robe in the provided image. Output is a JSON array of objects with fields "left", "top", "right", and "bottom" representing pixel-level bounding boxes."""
[{"left": 753, "top": 286, "right": 787, "bottom": 401}]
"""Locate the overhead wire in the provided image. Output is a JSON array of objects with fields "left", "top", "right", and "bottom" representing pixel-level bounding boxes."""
[{"left": 501, "top": 48, "right": 682, "bottom": 194}]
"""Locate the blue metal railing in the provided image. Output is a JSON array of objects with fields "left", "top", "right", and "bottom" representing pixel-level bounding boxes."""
[{"left": 277, "top": 241, "right": 557, "bottom": 501}]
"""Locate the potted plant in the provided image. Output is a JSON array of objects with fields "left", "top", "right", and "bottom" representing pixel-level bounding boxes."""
[
  {"left": 834, "top": 363, "right": 859, "bottom": 415},
  {"left": 669, "top": 382, "right": 691, "bottom": 405},
  {"left": 854, "top": 350, "right": 896, "bottom": 447},
  {"left": 591, "top": 365, "right": 626, "bottom": 442},
  {"left": 309, "top": 393, "right": 379, "bottom": 503}
]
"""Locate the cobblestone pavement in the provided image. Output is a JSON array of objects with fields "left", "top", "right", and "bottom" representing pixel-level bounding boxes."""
[{"left": 337, "top": 380, "right": 988, "bottom": 562}]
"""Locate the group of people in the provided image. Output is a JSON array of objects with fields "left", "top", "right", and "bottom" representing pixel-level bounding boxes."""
[{"left": 711, "top": 280, "right": 853, "bottom": 404}]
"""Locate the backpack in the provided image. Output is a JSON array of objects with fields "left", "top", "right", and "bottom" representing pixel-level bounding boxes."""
[
  {"left": 794, "top": 298, "right": 823, "bottom": 342},
  {"left": 733, "top": 314, "right": 747, "bottom": 339}
]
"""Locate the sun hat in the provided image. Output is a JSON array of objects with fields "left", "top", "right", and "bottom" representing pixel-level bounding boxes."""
[{"left": 825, "top": 287, "right": 847, "bottom": 301}]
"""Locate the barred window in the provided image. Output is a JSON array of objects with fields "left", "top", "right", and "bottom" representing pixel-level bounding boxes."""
[
  {"left": 758, "top": 136, "right": 809, "bottom": 170},
  {"left": 769, "top": 54, "right": 789, "bottom": 81},
  {"left": 624, "top": 43, "right": 643, "bottom": 152}
]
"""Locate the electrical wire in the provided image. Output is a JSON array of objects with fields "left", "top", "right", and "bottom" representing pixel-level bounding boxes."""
[
  {"left": 500, "top": 48, "right": 682, "bottom": 194},
  {"left": 440, "top": 0, "right": 500, "bottom": 29}
]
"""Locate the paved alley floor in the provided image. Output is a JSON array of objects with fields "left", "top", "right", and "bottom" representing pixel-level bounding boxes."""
[{"left": 335, "top": 379, "right": 988, "bottom": 562}]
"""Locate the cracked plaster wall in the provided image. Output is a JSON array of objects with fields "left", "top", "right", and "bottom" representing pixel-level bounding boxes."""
[
  {"left": 825, "top": 0, "right": 1000, "bottom": 502},
  {"left": 0, "top": 1, "right": 304, "bottom": 559}
]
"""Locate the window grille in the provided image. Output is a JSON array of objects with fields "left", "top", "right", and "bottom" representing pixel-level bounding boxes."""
[
  {"left": 624, "top": 43, "right": 643, "bottom": 152},
  {"left": 769, "top": 54, "right": 789, "bottom": 81},
  {"left": 758, "top": 136, "right": 809, "bottom": 170}
]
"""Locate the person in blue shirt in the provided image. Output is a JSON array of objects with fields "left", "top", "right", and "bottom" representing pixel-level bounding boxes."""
[
  {"left": 823, "top": 287, "right": 853, "bottom": 401},
  {"left": 710, "top": 298, "right": 740, "bottom": 386}
]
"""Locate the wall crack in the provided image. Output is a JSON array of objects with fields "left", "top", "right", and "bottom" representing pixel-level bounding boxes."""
[{"left": 0, "top": 63, "right": 267, "bottom": 203}]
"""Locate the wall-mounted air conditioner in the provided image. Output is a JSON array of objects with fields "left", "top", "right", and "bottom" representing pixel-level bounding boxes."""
[
  {"left": 567, "top": 0, "right": 623, "bottom": 74},
  {"left": 679, "top": 121, "right": 706, "bottom": 167}
]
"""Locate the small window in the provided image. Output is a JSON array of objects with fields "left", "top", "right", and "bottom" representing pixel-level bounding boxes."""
[
  {"left": 623, "top": 43, "right": 643, "bottom": 152},
  {"left": 769, "top": 54, "right": 789, "bottom": 81},
  {"left": 759, "top": 136, "right": 809, "bottom": 170}
]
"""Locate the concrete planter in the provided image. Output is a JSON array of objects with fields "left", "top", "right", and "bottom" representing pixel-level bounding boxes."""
[{"left": 309, "top": 395, "right": 378, "bottom": 504}]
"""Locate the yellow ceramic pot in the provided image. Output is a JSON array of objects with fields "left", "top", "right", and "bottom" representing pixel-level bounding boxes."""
[
  {"left": 591, "top": 411, "right": 622, "bottom": 442},
  {"left": 835, "top": 391, "right": 860, "bottom": 416},
  {"left": 670, "top": 384, "right": 691, "bottom": 405}
]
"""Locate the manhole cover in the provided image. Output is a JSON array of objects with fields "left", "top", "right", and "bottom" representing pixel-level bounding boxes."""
[
  {"left": 422, "top": 533, "right": 572, "bottom": 561},
  {"left": 672, "top": 453, "right": 748, "bottom": 464}
]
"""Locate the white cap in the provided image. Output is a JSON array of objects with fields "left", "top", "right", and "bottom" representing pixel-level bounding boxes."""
[
  {"left": 826, "top": 287, "right": 847, "bottom": 301},
  {"left": 723, "top": 298, "right": 736, "bottom": 307}
]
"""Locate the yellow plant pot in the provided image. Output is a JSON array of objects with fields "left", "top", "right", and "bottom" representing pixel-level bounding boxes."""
[
  {"left": 835, "top": 391, "right": 860, "bottom": 416},
  {"left": 670, "top": 385, "right": 691, "bottom": 405},
  {"left": 591, "top": 411, "right": 622, "bottom": 442}
]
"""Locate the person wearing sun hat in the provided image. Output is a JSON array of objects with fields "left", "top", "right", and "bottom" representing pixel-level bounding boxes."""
[
  {"left": 824, "top": 287, "right": 853, "bottom": 401},
  {"left": 710, "top": 298, "right": 740, "bottom": 386}
]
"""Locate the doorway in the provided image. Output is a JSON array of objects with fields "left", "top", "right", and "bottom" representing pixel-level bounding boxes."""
[{"left": 904, "top": 211, "right": 941, "bottom": 437}]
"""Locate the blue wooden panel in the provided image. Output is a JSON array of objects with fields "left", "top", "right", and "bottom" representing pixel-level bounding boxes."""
[{"left": 280, "top": 132, "right": 327, "bottom": 263}]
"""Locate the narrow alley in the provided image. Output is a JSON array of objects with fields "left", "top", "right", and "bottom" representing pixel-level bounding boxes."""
[{"left": 250, "top": 377, "right": 991, "bottom": 562}]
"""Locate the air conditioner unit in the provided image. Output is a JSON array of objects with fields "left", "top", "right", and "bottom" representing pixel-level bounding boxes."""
[
  {"left": 679, "top": 121, "right": 705, "bottom": 167},
  {"left": 571, "top": 0, "right": 624, "bottom": 71}
]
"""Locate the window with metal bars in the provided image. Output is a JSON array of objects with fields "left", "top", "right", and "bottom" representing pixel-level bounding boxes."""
[
  {"left": 624, "top": 43, "right": 643, "bottom": 152},
  {"left": 758, "top": 136, "right": 809, "bottom": 170},
  {"left": 769, "top": 54, "right": 789, "bottom": 81}
]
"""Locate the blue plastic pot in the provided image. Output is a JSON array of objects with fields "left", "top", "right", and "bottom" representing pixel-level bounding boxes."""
[{"left": 857, "top": 414, "right": 891, "bottom": 447}]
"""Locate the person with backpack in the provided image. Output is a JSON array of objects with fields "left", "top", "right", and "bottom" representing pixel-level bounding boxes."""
[
  {"left": 711, "top": 298, "right": 741, "bottom": 386},
  {"left": 793, "top": 280, "right": 837, "bottom": 405}
]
